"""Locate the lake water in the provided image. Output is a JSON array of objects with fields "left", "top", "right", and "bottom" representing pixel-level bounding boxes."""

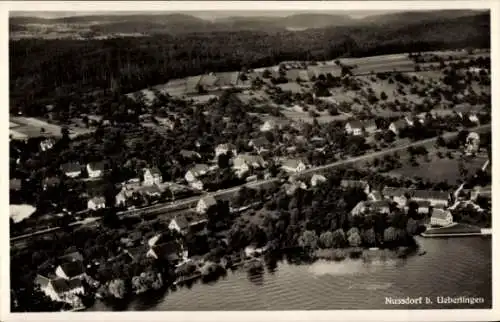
[{"left": 88, "top": 236, "right": 491, "bottom": 311}]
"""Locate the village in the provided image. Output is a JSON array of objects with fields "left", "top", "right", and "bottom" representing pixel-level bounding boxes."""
[{"left": 9, "top": 48, "right": 492, "bottom": 312}]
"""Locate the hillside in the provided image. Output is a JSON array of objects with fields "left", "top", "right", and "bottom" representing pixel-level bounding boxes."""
[{"left": 9, "top": 11, "right": 490, "bottom": 108}]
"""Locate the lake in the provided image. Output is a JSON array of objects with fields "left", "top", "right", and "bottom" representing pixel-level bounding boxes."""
[{"left": 88, "top": 236, "right": 491, "bottom": 311}]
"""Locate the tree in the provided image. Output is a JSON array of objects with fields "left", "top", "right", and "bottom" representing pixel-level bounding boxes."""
[
  {"left": 319, "top": 231, "right": 334, "bottom": 248},
  {"left": 331, "top": 228, "right": 346, "bottom": 248},
  {"left": 380, "top": 91, "right": 388, "bottom": 100},
  {"left": 361, "top": 227, "right": 376, "bottom": 246},
  {"left": 298, "top": 230, "right": 318, "bottom": 249},
  {"left": 346, "top": 227, "right": 362, "bottom": 247},
  {"left": 108, "top": 279, "right": 127, "bottom": 299}
]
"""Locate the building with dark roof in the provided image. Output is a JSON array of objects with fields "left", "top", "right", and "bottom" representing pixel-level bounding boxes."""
[{"left": 55, "top": 260, "right": 86, "bottom": 280}]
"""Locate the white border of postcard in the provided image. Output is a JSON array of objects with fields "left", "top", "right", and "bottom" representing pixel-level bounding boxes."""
[{"left": 1, "top": 1, "right": 498, "bottom": 322}]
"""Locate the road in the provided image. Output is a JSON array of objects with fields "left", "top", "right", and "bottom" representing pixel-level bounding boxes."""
[{"left": 10, "top": 123, "right": 490, "bottom": 245}]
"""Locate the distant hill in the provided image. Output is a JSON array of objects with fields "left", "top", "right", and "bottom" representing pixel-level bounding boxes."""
[
  {"left": 10, "top": 10, "right": 488, "bottom": 35},
  {"left": 361, "top": 10, "right": 486, "bottom": 26}
]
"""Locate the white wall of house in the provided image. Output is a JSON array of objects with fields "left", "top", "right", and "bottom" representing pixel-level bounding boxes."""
[
  {"left": 144, "top": 170, "right": 163, "bottom": 186},
  {"left": 185, "top": 171, "right": 196, "bottom": 182},
  {"left": 430, "top": 214, "right": 453, "bottom": 227},
  {"left": 168, "top": 220, "right": 181, "bottom": 233},
  {"left": 196, "top": 200, "right": 208, "bottom": 214},
  {"left": 389, "top": 123, "right": 399, "bottom": 135},
  {"left": 86, "top": 165, "right": 102, "bottom": 178},
  {"left": 87, "top": 200, "right": 105, "bottom": 210},
  {"left": 65, "top": 170, "right": 81, "bottom": 178},
  {"left": 190, "top": 180, "right": 204, "bottom": 190}
]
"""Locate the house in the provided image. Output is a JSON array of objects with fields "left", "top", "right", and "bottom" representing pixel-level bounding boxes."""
[
  {"left": 281, "top": 159, "right": 307, "bottom": 173},
  {"left": 340, "top": 180, "right": 370, "bottom": 195},
  {"left": 179, "top": 149, "right": 201, "bottom": 160},
  {"left": 168, "top": 213, "right": 208, "bottom": 235},
  {"left": 465, "top": 132, "right": 480, "bottom": 155},
  {"left": 367, "top": 190, "right": 383, "bottom": 201},
  {"left": 196, "top": 195, "right": 217, "bottom": 214},
  {"left": 467, "top": 112, "right": 480, "bottom": 124},
  {"left": 115, "top": 183, "right": 142, "bottom": 206},
  {"left": 260, "top": 118, "right": 289, "bottom": 132},
  {"left": 87, "top": 196, "right": 106, "bottom": 210},
  {"left": 42, "top": 177, "right": 61, "bottom": 190},
  {"left": 248, "top": 137, "right": 271, "bottom": 154},
  {"left": 310, "top": 174, "right": 327, "bottom": 187},
  {"left": 58, "top": 252, "right": 84, "bottom": 264},
  {"left": 345, "top": 120, "right": 364, "bottom": 136},
  {"left": 430, "top": 208, "right": 454, "bottom": 227},
  {"left": 388, "top": 119, "right": 411, "bottom": 136},
  {"left": 146, "top": 240, "right": 188, "bottom": 264},
  {"left": 382, "top": 187, "right": 450, "bottom": 208},
  {"left": 143, "top": 167, "right": 163, "bottom": 186},
  {"left": 406, "top": 200, "right": 431, "bottom": 214},
  {"left": 61, "top": 162, "right": 82, "bottom": 178},
  {"left": 185, "top": 164, "right": 210, "bottom": 183},
  {"left": 35, "top": 275, "right": 85, "bottom": 305},
  {"left": 244, "top": 245, "right": 269, "bottom": 258},
  {"left": 215, "top": 143, "right": 237, "bottom": 158},
  {"left": 350, "top": 200, "right": 391, "bottom": 216},
  {"left": 189, "top": 179, "right": 204, "bottom": 191},
  {"left": 232, "top": 154, "right": 266, "bottom": 177},
  {"left": 86, "top": 161, "right": 105, "bottom": 178},
  {"left": 40, "top": 138, "right": 55, "bottom": 151},
  {"left": 55, "top": 260, "right": 86, "bottom": 280}
]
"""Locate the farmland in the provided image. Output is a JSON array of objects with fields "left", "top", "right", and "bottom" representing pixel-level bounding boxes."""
[{"left": 385, "top": 152, "right": 488, "bottom": 184}]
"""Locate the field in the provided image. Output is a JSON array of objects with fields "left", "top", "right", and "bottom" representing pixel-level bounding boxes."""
[
  {"left": 386, "top": 154, "right": 488, "bottom": 184},
  {"left": 10, "top": 117, "right": 65, "bottom": 139},
  {"left": 10, "top": 204, "right": 37, "bottom": 223}
]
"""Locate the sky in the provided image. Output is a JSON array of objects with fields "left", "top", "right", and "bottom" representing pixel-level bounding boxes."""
[{"left": 10, "top": 10, "right": 399, "bottom": 20}]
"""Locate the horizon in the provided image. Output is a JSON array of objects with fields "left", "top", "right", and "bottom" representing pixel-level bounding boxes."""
[{"left": 9, "top": 9, "right": 483, "bottom": 20}]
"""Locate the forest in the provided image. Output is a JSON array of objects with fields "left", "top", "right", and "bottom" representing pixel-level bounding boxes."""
[{"left": 9, "top": 12, "right": 489, "bottom": 111}]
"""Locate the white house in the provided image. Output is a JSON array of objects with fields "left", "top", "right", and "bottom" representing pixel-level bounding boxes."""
[
  {"left": 196, "top": 195, "right": 217, "bottom": 214},
  {"left": 190, "top": 179, "right": 204, "bottom": 191},
  {"left": 143, "top": 167, "right": 163, "bottom": 186},
  {"left": 169, "top": 214, "right": 208, "bottom": 235},
  {"left": 345, "top": 120, "right": 364, "bottom": 136},
  {"left": 430, "top": 208, "right": 454, "bottom": 227},
  {"left": 281, "top": 159, "right": 307, "bottom": 173},
  {"left": 61, "top": 162, "right": 82, "bottom": 178},
  {"left": 215, "top": 143, "right": 237, "bottom": 158},
  {"left": 465, "top": 132, "right": 480, "bottom": 156},
  {"left": 259, "top": 119, "right": 289, "bottom": 132},
  {"left": 35, "top": 275, "right": 85, "bottom": 305},
  {"left": 40, "top": 138, "right": 55, "bottom": 151},
  {"left": 388, "top": 118, "right": 412, "bottom": 136},
  {"left": 232, "top": 154, "right": 266, "bottom": 177},
  {"left": 185, "top": 164, "right": 210, "bottom": 183},
  {"left": 87, "top": 196, "right": 106, "bottom": 210},
  {"left": 86, "top": 161, "right": 105, "bottom": 178},
  {"left": 310, "top": 174, "right": 327, "bottom": 187}
]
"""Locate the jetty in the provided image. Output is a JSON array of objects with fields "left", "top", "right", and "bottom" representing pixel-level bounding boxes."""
[{"left": 421, "top": 223, "right": 491, "bottom": 237}]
